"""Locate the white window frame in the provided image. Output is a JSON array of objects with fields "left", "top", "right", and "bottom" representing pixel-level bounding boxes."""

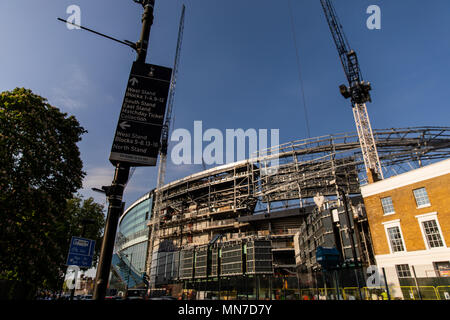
[
  {"left": 395, "top": 264, "right": 412, "bottom": 279},
  {"left": 413, "top": 187, "right": 431, "bottom": 209},
  {"left": 382, "top": 219, "right": 407, "bottom": 254},
  {"left": 381, "top": 196, "right": 395, "bottom": 216},
  {"left": 415, "top": 212, "right": 447, "bottom": 250}
]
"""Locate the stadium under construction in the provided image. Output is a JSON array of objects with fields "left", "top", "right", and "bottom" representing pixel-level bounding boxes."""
[{"left": 111, "top": 127, "right": 450, "bottom": 299}]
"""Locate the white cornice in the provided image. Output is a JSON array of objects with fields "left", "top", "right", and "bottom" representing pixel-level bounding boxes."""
[{"left": 361, "top": 159, "right": 450, "bottom": 197}]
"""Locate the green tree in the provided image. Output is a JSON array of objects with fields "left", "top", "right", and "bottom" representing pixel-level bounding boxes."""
[
  {"left": 0, "top": 88, "right": 104, "bottom": 298},
  {"left": 65, "top": 196, "right": 105, "bottom": 266}
]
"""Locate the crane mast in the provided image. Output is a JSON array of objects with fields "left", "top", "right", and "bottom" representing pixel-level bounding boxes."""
[
  {"left": 320, "top": 0, "right": 383, "bottom": 182},
  {"left": 147, "top": 4, "right": 185, "bottom": 287}
]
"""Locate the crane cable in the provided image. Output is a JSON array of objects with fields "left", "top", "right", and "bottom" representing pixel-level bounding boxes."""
[{"left": 287, "top": 0, "right": 311, "bottom": 139}]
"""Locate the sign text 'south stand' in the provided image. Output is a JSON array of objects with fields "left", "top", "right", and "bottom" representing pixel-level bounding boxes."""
[{"left": 110, "top": 62, "right": 172, "bottom": 167}]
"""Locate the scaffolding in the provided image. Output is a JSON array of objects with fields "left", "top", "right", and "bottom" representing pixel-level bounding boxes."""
[{"left": 144, "top": 127, "right": 450, "bottom": 287}]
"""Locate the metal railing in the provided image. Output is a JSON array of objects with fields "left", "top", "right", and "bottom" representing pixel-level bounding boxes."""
[{"left": 296, "top": 285, "right": 450, "bottom": 300}]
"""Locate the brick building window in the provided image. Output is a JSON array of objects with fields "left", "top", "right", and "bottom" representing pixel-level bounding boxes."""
[
  {"left": 395, "top": 264, "right": 412, "bottom": 278},
  {"left": 422, "top": 220, "right": 444, "bottom": 248},
  {"left": 413, "top": 188, "right": 430, "bottom": 207},
  {"left": 387, "top": 226, "right": 405, "bottom": 252},
  {"left": 416, "top": 213, "right": 446, "bottom": 250},
  {"left": 381, "top": 197, "right": 395, "bottom": 215}
]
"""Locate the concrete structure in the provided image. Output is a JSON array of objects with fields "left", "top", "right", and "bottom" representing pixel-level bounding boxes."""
[
  {"left": 109, "top": 127, "right": 450, "bottom": 298},
  {"left": 361, "top": 159, "right": 450, "bottom": 299},
  {"left": 143, "top": 128, "right": 450, "bottom": 294}
]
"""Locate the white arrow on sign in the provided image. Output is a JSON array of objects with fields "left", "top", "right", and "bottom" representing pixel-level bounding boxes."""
[
  {"left": 129, "top": 77, "right": 139, "bottom": 86},
  {"left": 119, "top": 121, "right": 131, "bottom": 130}
]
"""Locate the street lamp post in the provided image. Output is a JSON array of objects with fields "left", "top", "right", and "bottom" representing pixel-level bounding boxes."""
[{"left": 93, "top": 0, "right": 155, "bottom": 300}]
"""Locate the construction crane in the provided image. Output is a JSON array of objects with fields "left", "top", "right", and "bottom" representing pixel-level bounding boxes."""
[
  {"left": 155, "top": 4, "right": 185, "bottom": 194},
  {"left": 147, "top": 4, "right": 185, "bottom": 288},
  {"left": 320, "top": 0, "right": 383, "bottom": 182}
]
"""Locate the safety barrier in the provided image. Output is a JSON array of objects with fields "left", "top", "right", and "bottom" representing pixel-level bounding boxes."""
[
  {"left": 182, "top": 286, "right": 450, "bottom": 300},
  {"left": 397, "top": 286, "right": 438, "bottom": 300},
  {"left": 342, "top": 287, "right": 365, "bottom": 300},
  {"left": 436, "top": 286, "right": 450, "bottom": 300},
  {"left": 298, "top": 286, "right": 448, "bottom": 300}
]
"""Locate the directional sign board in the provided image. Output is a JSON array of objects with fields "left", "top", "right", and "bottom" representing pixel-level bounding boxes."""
[
  {"left": 66, "top": 236, "right": 96, "bottom": 268},
  {"left": 110, "top": 62, "right": 172, "bottom": 166}
]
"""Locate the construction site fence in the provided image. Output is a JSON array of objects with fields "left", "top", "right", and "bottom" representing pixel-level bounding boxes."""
[
  {"left": 178, "top": 286, "right": 450, "bottom": 301},
  {"left": 298, "top": 285, "right": 450, "bottom": 300},
  {"left": 145, "top": 263, "right": 450, "bottom": 301},
  {"left": 173, "top": 268, "right": 450, "bottom": 300}
]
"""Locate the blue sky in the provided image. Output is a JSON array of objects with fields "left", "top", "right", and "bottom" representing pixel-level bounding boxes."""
[{"left": 1, "top": 0, "right": 450, "bottom": 208}]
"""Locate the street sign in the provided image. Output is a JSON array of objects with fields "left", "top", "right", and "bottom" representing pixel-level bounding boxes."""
[
  {"left": 66, "top": 236, "right": 96, "bottom": 268},
  {"left": 110, "top": 61, "right": 172, "bottom": 166}
]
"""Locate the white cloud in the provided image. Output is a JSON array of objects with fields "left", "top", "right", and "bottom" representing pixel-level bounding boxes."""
[
  {"left": 50, "top": 64, "right": 91, "bottom": 110},
  {"left": 79, "top": 166, "right": 114, "bottom": 207},
  {"left": 51, "top": 88, "right": 85, "bottom": 110},
  {"left": 82, "top": 166, "right": 114, "bottom": 190}
]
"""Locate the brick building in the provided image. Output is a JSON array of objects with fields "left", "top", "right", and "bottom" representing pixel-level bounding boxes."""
[{"left": 361, "top": 159, "right": 450, "bottom": 298}]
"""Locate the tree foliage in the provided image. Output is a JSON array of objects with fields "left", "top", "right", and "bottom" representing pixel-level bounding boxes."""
[
  {"left": 0, "top": 88, "right": 104, "bottom": 298},
  {"left": 65, "top": 196, "right": 105, "bottom": 266}
]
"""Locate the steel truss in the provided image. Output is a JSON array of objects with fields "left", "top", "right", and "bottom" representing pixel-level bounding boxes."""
[{"left": 145, "top": 127, "right": 450, "bottom": 282}]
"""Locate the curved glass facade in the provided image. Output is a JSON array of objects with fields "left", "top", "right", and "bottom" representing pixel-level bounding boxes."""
[
  {"left": 119, "top": 198, "right": 151, "bottom": 238},
  {"left": 110, "top": 192, "right": 154, "bottom": 291}
]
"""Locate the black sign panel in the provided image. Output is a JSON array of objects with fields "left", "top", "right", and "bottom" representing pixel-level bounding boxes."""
[{"left": 110, "top": 62, "right": 172, "bottom": 166}]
